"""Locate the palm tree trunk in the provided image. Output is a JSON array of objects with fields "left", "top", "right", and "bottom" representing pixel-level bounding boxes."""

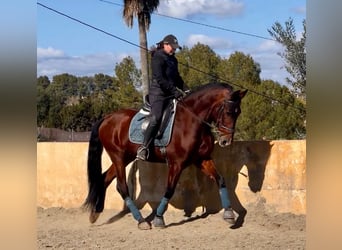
[{"left": 138, "top": 13, "right": 150, "bottom": 100}]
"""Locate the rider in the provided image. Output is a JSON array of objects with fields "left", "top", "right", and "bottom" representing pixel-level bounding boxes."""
[{"left": 136, "top": 34, "right": 187, "bottom": 161}]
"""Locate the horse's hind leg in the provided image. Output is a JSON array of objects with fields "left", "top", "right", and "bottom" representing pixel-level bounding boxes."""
[
  {"left": 89, "top": 163, "right": 117, "bottom": 223},
  {"left": 114, "top": 159, "right": 151, "bottom": 230}
]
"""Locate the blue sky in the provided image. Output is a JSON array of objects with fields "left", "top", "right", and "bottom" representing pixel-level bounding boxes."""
[{"left": 37, "top": 0, "right": 306, "bottom": 85}]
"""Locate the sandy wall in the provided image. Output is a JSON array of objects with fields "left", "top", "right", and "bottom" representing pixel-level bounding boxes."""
[{"left": 37, "top": 140, "right": 306, "bottom": 215}]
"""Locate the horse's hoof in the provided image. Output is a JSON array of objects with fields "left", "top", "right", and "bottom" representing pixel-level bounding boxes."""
[
  {"left": 230, "top": 210, "right": 247, "bottom": 229},
  {"left": 89, "top": 211, "right": 100, "bottom": 223},
  {"left": 223, "top": 208, "right": 235, "bottom": 225},
  {"left": 138, "top": 220, "right": 152, "bottom": 230},
  {"left": 225, "top": 218, "right": 236, "bottom": 224},
  {"left": 153, "top": 215, "right": 166, "bottom": 228}
]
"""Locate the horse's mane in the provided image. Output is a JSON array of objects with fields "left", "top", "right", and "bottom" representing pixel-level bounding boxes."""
[{"left": 186, "top": 82, "right": 234, "bottom": 97}]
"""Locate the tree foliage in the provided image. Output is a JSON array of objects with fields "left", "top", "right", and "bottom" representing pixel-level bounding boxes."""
[
  {"left": 37, "top": 47, "right": 305, "bottom": 139},
  {"left": 236, "top": 79, "right": 305, "bottom": 140},
  {"left": 113, "top": 56, "right": 143, "bottom": 109},
  {"left": 268, "top": 18, "right": 306, "bottom": 101},
  {"left": 37, "top": 76, "right": 51, "bottom": 127},
  {"left": 218, "top": 51, "right": 261, "bottom": 87},
  {"left": 37, "top": 56, "right": 143, "bottom": 132},
  {"left": 177, "top": 43, "right": 221, "bottom": 89},
  {"left": 122, "top": 0, "right": 160, "bottom": 99}
]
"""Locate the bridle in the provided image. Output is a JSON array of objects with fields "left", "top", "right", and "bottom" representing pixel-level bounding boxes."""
[
  {"left": 178, "top": 98, "right": 239, "bottom": 140},
  {"left": 215, "top": 100, "right": 238, "bottom": 133}
]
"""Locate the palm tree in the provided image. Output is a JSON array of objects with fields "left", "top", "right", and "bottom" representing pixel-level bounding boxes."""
[{"left": 123, "top": 0, "right": 160, "bottom": 100}]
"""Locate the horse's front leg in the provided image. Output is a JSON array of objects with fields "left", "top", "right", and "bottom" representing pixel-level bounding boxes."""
[
  {"left": 219, "top": 176, "right": 236, "bottom": 225},
  {"left": 200, "top": 159, "right": 235, "bottom": 224},
  {"left": 225, "top": 172, "right": 247, "bottom": 229},
  {"left": 153, "top": 163, "right": 183, "bottom": 228}
]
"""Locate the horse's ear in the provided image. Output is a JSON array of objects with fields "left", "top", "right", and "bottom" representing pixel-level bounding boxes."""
[
  {"left": 239, "top": 89, "right": 248, "bottom": 99},
  {"left": 232, "top": 89, "right": 248, "bottom": 100}
]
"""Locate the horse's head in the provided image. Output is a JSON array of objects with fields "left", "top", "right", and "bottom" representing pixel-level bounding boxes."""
[
  {"left": 215, "top": 89, "right": 247, "bottom": 147},
  {"left": 181, "top": 83, "right": 247, "bottom": 147}
]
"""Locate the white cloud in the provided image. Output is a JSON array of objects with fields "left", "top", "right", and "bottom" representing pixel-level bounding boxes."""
[
  {"left": 257, "top": 40, "right": 281, "bottom": 52},
  {"left": 256, "top": 53, "right": 288, "bottom": 83},
  {"left": 208, "top": 39, "right": 288, "bottom": 85},
  {"left": 158, "top": 0, "right": 244, "bottom": 18},
  {"left": 186, "top": 34, "right": 233, "bottom": 49},
  {"left": 248, "top": 41, "right": 290, "bottom": 84},
  {"left": 37, "top": 41, "right": 290, "bottom": 85},
  {"left": 37, "top": 47, "right": 135, "bottom": 80},
  {"left": 182, "top": 35, "right": 289, "bottom": 85},
  {"left": 291, "top": 5, "right": 306, "bottom": 15},
  {"left": 37, "top": 47, "right": 65, "bottom": 58}
]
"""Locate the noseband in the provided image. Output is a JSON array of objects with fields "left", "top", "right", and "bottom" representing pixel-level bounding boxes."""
[{"left": 214, "top": 100, "right": 238, "bottom": 135}]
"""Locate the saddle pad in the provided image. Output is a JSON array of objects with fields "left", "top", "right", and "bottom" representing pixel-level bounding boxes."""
[{"left": 128, "top": 108, "right": 176, "bottom": 147}]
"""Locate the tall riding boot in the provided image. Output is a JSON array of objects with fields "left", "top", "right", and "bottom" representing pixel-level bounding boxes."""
[{"left": 136, "top": 117, "right": 158, "bottom": 161}]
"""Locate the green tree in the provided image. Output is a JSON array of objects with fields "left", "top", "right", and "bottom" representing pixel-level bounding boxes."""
[
  {"left": 37, "top": 76, "right": 51, "bottom": 127},
  {"left": 36, "top": 46, "right": 305, "bottom": 138},
  {"left": 60, "top": 98, "right": 93, "bottom": 131},
  {"left": 236, "top": 79, "right": 305, "bottom": 140},
  {"left": 46, "top": 73, "right": 83, "bottom": 128},
  {"left": 114, "top": 56, "right": 142, "bottom": 89},
  {"left": 94, "top": 73, "right": 116, "bottom": 93},
  {"left": 122, "top": 0, "right": 160, "bottom": 99},
  {"left": 218, "top": 51, "right": 261, "bottom": 88},
  {"left": 114, "top": 56, "right": 143, "bottom": 109},
  {"left": 50, "top": 73, "right": 79, "bottom": 97},
  {"left": 90, "top": 74, "right": 118, "bottom": 118},
  {"left": 268, "top": 18, "right": 306, "bottom": 101},
  {"left": 37, "top": 75, "right": 50, "bottom": 89},
  {"left": 77, "top": 76, "right": 95, "bottom": 97},
  {"left": 177, "top": 43, "right": 221, "bottom": 89},
  {"left": 46, "top": 95, "right": 64, "bottom": 128}
]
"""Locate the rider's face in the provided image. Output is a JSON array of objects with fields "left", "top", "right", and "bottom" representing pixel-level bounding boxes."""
[{"left": 164, "top": 43, "right": 175, "bottom": 55}]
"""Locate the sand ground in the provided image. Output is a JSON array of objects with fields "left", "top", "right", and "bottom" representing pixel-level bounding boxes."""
[{"left": 37, "top": 199, "right": 305, "bottom": 250}]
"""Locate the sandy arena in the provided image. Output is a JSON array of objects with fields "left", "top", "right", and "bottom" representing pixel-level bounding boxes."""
[{"left": 37, "top": 197, "right": 305, "bottom": 250}]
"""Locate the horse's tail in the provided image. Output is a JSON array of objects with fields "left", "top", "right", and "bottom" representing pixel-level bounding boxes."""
[{"left": 83, "top": 118, "right": 105, "bottom": 212}]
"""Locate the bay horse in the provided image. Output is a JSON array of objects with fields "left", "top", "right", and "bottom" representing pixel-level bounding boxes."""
[{"left": 83, "top": 82, "right": 247, "bottom": 229}]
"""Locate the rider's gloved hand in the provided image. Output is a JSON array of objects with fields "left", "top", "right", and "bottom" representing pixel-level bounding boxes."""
[{"left": 174, "top": 90, "right": 183, "bottom": 100}]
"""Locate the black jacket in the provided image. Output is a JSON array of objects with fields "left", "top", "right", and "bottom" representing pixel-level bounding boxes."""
[{"left": 149, "top": 49, "right": 184, "bottom": 97}]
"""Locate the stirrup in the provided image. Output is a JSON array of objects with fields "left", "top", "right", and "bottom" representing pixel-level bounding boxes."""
[
  {"left": 136, "top": 146, "right": 149, "bottom": 161},
  {"left": 223, "top": 207, "right": 235, "bottom": 224}
]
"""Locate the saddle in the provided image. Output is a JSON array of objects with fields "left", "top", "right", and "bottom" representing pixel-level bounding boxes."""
[
  {"left": 140, "top": 95, "right": 175, "bottom": 139},
  {"left": 128, "top": 96, "right": 177, "bottom": 147}
]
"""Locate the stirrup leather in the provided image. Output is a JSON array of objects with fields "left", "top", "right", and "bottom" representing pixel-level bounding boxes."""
[{"left": 136, "top": 146, "right": 149, "bottom": 160}]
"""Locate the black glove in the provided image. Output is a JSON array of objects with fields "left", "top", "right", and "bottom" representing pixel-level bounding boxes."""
[{"left": 174, "top": 90, "right": 183, "bottom": 100}]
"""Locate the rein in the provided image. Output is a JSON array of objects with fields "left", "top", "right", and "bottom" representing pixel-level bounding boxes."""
[
  {"left": 177, "top": 97, "right": 235, "bottom": 140},
  {"left": 176, "top": 99, "right": 214, "bottom": 127}
]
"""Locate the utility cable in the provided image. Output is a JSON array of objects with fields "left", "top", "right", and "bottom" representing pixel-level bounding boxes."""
[
  {"left": 37, "top": 2, "right": 304, "bottom": 112},
  {"left": 99, "top": 0, "right": 276, "bottom": 42}
]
